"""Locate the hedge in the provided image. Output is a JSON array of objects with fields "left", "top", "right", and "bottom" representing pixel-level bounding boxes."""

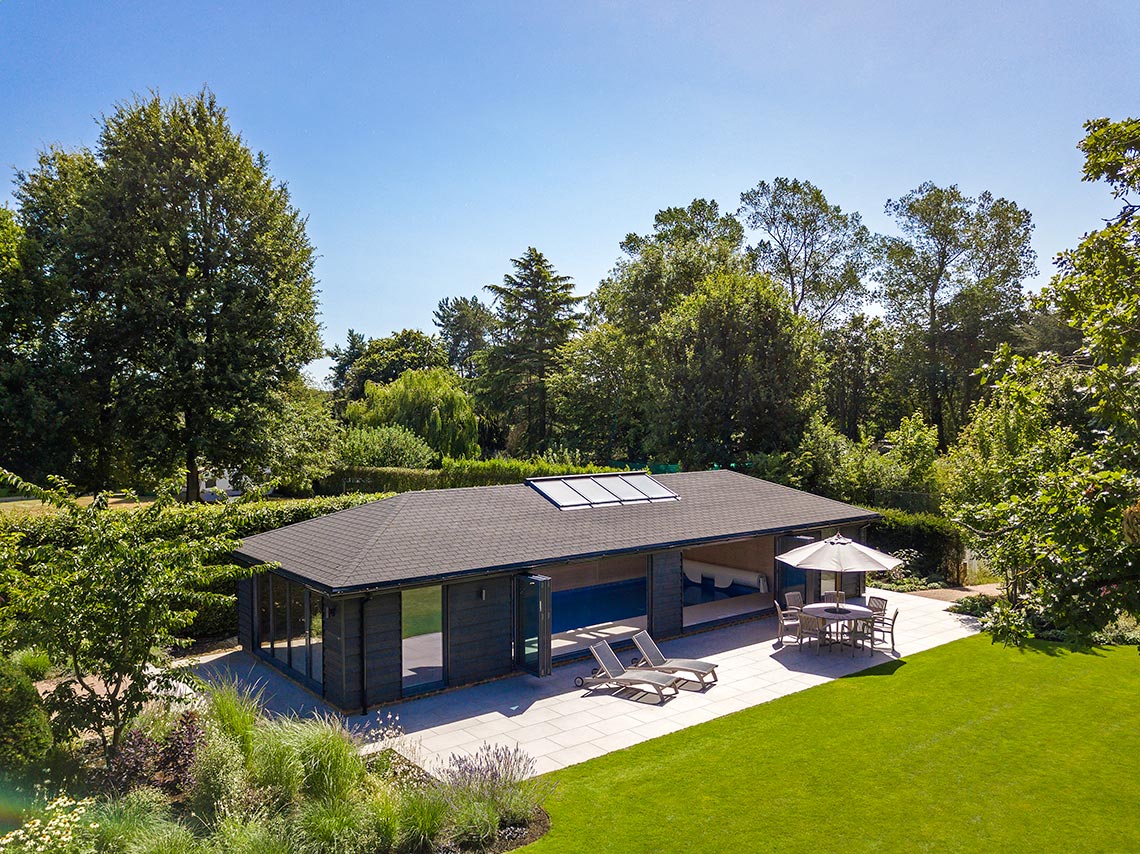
[
  {"left": 316, "top": 457, "right": 624, "bottom": 495},
  {"left": 866, "top": 507, "right": 966, "bottom": 582},
  {"left": 0, "top": 493, "right": 392, "bottom": 641}
]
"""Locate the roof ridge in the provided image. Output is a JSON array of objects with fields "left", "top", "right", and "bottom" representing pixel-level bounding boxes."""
[{"left": 342, "top": 492, "right": 411, "bottom": 581}]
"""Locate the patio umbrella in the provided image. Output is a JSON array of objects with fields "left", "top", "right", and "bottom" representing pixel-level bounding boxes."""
[{"left": 776, "top": 534, "right": 903, "bottom": 601}]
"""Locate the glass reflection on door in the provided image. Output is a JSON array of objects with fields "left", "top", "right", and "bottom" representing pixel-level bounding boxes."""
[{"left": 402, "top": 586, "right": 444, "bottom": 693}]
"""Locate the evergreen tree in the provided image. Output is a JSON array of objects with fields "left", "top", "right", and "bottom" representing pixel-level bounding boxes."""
[{"left": 482, "top": 248, "right": 583, "bottom": 454}]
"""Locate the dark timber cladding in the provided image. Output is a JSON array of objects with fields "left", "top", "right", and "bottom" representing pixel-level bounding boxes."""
[
  {"left": 447, "top": 576, "right": 513, "bottom": 685},
  {"left": 233, "top": 470, "right": 880, "bottom": 712},
  {"left": 648, "top": 552, "right": 683, "bottom": 638}
]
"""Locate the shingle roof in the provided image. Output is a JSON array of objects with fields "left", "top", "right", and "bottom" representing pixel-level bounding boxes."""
[{"left": 234, "top": 470, "right": 878, "bottom": 594}]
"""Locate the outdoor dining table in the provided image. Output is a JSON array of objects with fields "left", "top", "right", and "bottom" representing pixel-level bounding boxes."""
[{"left": 801, "top": 602, "right": 874, "bottom": 648}]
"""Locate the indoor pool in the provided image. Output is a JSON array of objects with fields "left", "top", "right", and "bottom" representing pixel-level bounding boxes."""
[
  {"left": 551, "top": 578, "right": 646, "bottom": 633},
  {"left": 550, "top": 577, "right": 759, "bottom": 633}
]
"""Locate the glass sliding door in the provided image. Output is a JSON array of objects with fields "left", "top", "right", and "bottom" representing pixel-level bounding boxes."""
[
  {"left": 515, "top": 574, "right": 551, "bottom": 677},
  {"left": 272, "top": 576, "right": 289, "bottom": 663},
  {"left": 257, "top": 574, "right": 272, "bottom": 653},
  {"left": 255, "top": 572, "right": 323, "bottom": 690},
  {"left": 402, "top": 586, "right": 444, "bottom": 694},
  {"left": 288, "top": 582, "right": 308, "bottom": 675},
  {"left": 309, "top": 592, "right": 323, "bottom": 683}
]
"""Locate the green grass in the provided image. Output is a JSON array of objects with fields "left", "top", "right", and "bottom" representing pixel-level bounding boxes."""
[{"left": 525, "top": 636, "right": 1140, "bottom": 853}]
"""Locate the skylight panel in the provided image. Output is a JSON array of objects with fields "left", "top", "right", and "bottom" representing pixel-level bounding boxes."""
[
  {"left": 531, "top": 479, "right": 591, "bottom": 508},
  {"left": 621, "top": 473, "right": 678, "bottom": 501},
  {"left": 565, "top": 476, "right": 622, "bottom": 505},
  {"left": 527, "top": 471, "right": 679, "bottom": 509},
  {"left": 596, "top": 475, "right": 650, "bottom": 503}
]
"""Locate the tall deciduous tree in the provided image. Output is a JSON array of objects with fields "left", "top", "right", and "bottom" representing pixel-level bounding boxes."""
[
  {"left": 341, "top": 329, "right": 448, "bottom": 401},
  {"left": 592, "top": 198, "right": 746, "bottom": 336},
  {"left": 6, "top": 91, "right": 322, "bottom": 500},
  {"left": 648, "top": 271, "right": 816, "bottom": 468},
  {"left": 738, "top": 177, "right": 873, "bottom": 327},
  {"left": 877, "top": 182, "right": 1035, "bottom": 447},
  {"left": 482, "top": 248, "right": 583, "bottom": 454},
  {"left": 346, "top": 367, "right": 479, "bottom": 459},
  {"left": 433, "top": 295, "right": 495, "bottom": 378},
  {"left": 943, "top": 118, "right": 1140, "bottom": 641}
]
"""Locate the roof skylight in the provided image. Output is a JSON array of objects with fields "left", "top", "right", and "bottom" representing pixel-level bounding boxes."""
[{"left": 527, "top": 472, "right": 679, "bottom": 510}]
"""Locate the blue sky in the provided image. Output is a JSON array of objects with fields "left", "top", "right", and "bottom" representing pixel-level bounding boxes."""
[{"left": 1, "top": 1, "right": 1136, "bottom": 381}]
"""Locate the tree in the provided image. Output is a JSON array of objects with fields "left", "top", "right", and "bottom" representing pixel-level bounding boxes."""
[
  {"left": 0, "top": 469, "right": 242, "bottom": 761},
  {"left": 942, "top": 118, "right": 1140, "bottom": 642},
  {"left": 591, "top": 198, "right": 747, "bottom": 336},
  {"left": 819, "top": 314, "right": 912, "bottom": 440},
  {"left": 254, "top": 377, "right": 341, "bottom": 495},
  {"left": 648, "top": 271, "right": 816, "bottom": 468},
  {"left": 326, "top": 329, "right": 370, "bottom": 393},
  {"left": 346, "top": 368, "right": 479, "bottom": 459},
  {"left": 342, "top": 329, "right": 448, "bottom": 400},
  {"left": 548, "top": 324, "right": 644, "bottom": 463},
  {"left": 7, "top": 91, "right": 322, "bottom": 500},
  {"left": 433, "top": 296, "right": 495, "bottom": 378},
  {"left": 3, "top": 149, "right": 122, "bottom": 488},
  {"left": 482, "top": 248, "right": 583, "bottom": 455},
  {"left": 876, "top": 182, "right": 1036, "bottom": 447},
  {"left": 738, "top": 177, "right": 873, "bottom": 327}
]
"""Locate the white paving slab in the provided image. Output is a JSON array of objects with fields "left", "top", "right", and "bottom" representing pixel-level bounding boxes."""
[{"left": 357, "top": 588, "right": 979, "bottom": 774}]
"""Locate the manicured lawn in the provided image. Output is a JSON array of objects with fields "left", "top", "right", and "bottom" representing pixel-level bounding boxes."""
[
  {"left": 402, "top": 584, "right": 443, "bottom": 638},
  {"left": 525, "top": 635, "right": 1140, "bottom": 853}
]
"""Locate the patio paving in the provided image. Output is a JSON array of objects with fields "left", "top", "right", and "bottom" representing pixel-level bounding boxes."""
[{"left": 192, "top": 588, "right": 979, "bottom": 776}]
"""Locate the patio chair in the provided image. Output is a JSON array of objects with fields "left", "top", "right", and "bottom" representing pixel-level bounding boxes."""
[
  {"left": 631, "top": 631, "right": 718, "bottom": 688},
  {"left": 872, "top": 609, "right": 898, "bottom": 652},
  {"left": 784, "top": 591, "right": 805, "bottom": 613},
  {"left": 576, "top": 641, "right": 680, "bottom": 704},
  {"left": 797, "top": 614, "right": 827, "bottom": 655},
  {"left": 823, "top": 590, "right": 846, "bottom": 606},
  {"left": 775, "top": 602, "right": 800, "bottom": 644},
  {"left": 867, "top": 595, "right": 888, "bottom": 616},
  {"left": 845, "top": 617, "right": 874, "bottom": 657}
]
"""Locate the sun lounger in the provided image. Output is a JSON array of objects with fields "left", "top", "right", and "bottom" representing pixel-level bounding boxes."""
[
  {"left": 630, "top": 630, "right": 718, "bottom": 688},
  {"left": 575, "top": 641, "right": 680, "bottom": 703}
]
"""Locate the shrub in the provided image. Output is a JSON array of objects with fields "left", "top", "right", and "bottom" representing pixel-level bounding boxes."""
[
  {"left": 84, "top": 787, "right": 172, "bottom": 852},
  {"left": 281, "top": 716, "right": 365, "bottom": 802},
  {"left": 438, "top": 744, "right": 549, "bottom": 828},
  {"left": 248, "top": 722, "right": 305, "bottom": 813},
  {"left": 866, "top": 508, "right": 965, "bottom": 581},
  {"left": 211, "top": 814, "right": 295, "bottom": 854},
  {"left": 9, "top": 647, "right": 53, "bottom": 681},
  {"left": 186, "top": 734, "right": 247, "bottom": 828},
  {"left": 336, "top": 426, "right": 436, "bottom": 469},
  {"left": 294, "top": 798, "right": 383, "bottom": 854},
  {"left": 948, "top": 594, "right": 999, "bottom": 618},
  {"left": 104, "top": 710, "right": 203, "bottom": 796},
  {"left": 0, "top": 658, "right": 53, "bottom": 772},
  {"left": 124, "top": 820, "right": 204, "bottom": 854},
  {"left": 203, "top": 679, "right": 263, "bottom": 764},
  {"left": 448, "top": 797, "right": 498, "bottom": 850},
  {"left": 396, "top": 785, "right": 449, "bottom": 853}
]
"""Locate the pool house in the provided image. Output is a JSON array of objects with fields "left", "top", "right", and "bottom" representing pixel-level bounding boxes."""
[{"left": 233, "top": 469, "right": 879, "bottom": 713}]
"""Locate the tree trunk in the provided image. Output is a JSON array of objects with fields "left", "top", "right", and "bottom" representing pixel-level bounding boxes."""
[{"left": 184, "top": 448, "right": 201, "bottom": 503}]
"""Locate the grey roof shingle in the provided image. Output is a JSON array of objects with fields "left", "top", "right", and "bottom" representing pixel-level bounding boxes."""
[{"left": 234, "top": 470, "right": 878, "bottom": 594}]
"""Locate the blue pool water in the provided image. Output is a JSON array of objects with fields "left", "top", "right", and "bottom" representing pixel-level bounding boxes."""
[
  {"left": 551, "top": 578, "right": 646, "bottom": 633},
  {"left": 550, "top": 577, "right": 757, "bottom": 633}
]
